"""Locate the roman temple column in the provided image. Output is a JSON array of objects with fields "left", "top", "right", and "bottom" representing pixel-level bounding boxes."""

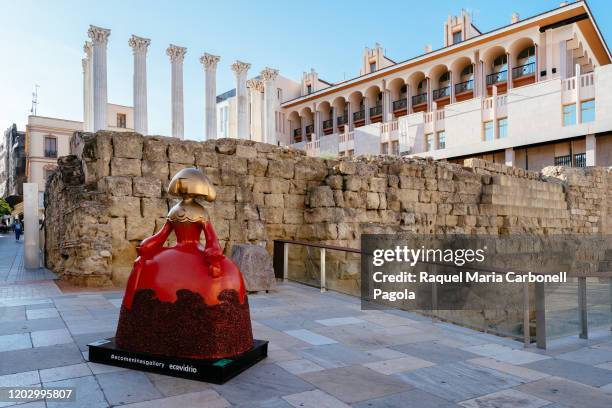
[
  {"left": 231, "top": 61, "right": 251, "bottom": 139},
  {"left": 82, "top": 41, "right": 94, "bottom": 132},
  {"left": 200, "top": 53, "right": 220, "bottom": 140},
  {"left": 247, "top": 79, "right": 264, "bottom": 141},
  {"left": 166, "top": 44, "right": 187, "bottom": 139},
  {"left": 261, "top": 67, "right": 279, "bottom": 145},
  {"left": 87, "top": 25, "right": 111, "bottom": 132},
  {"left": 128, "top": 35, "right": 151, "bottom": 135}
]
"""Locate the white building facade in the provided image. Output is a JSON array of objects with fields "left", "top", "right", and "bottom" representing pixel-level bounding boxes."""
[{"left": 216, "top": 2, "right": 612, "bottom": 170}]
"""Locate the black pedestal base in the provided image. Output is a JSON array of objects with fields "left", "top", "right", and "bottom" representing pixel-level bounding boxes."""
[{"left": 87, "top": 338, "right": 268, "bottom": 384}]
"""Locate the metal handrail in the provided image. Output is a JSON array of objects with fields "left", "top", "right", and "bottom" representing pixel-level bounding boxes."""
[
  {"left": 412, "top": 93, "right": 427, "bottom": 105},
  {"left": 305, "top": 124, "right": 314, "bottom": 134},
  {"left": 353, "top": 110, "right": 365, "bottom": 121},
  {"left": 337, "top": 115, "right": 348, "bottom": 125},
  {"left": 487, "top": 70, "right": 508, "bottom": 85},
  {"left": 432, "top": 86, "right": 450, "bottom": 100},
  {"left": 393, "top": 99, "right": 407, "bottom": 111},
  {"left": 512, "top": 62, "right": 536, "bottom": 79},
  {"left": 455, "top": 79, "right": 474, "bottom": 94},
  {"left": 369, "top": 105, "right": 382, "bottom": 116},
  {"left": 322, "top": 119, "right": 333, "bottom": 129}
]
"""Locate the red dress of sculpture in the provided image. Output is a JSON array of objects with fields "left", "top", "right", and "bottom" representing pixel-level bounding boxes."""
[{"left": 115, "top": 168, "right": 253, "bottom": 359}]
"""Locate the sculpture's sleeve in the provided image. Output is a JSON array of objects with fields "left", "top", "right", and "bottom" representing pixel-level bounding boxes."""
[
  {"left": 137, "top": 221, "right": 173, "bottom": 259},
  {"left": 202, "top": 220, "right": 224, "bottom": 277}
]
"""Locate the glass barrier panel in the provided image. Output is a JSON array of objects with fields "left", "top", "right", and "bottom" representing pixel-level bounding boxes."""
[
  {"left": 286, "top": 243, "right": 321, "bottom": 289},
  {"left": 544, "top": 278, "right": 580, "bottom": 339},
  {"left": 325, "top": 249, "right": 361, "bottom": 297},
  {"left": 587, "top": 277, "right": 611, "bottom": 332}
]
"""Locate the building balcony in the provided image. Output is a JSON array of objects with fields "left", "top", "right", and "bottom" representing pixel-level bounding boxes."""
[
  {"left": 369, "top": 105, "right": 382, "bottom": 117},
  {"left": 293, "top": 128, "right": 302, "bottom": 137},
  {"left": 432, "top": 86, "right": 450, "bottom": 100},
  {"left": 337, "top": 115, "right": 348, "bottom": 126},
  {"left": 412, "top": 93, "right": 427, "bottom": 106},
  {"left": 392, "top": 99, "right": 407, "bottom": 111},
  {"left": 353, "top": 110, "right": 365, "bottom": 122},
  {"left": 322, "top": 119, "right": 333, "bottom": 129},
  {"left": 486, "top": 70, "right": 508, "bottom": 86},
  {"left": 512, "top": 62, "right": 536, "bottom": 79},
  {"left": 44, "top": 150, "right": 57, "bottom": 158},
  {"left": 454, "top": 79, "right": 474, "bottom": 94},
  {"left": 305, "top": 124, "right": 314, "bottom": 135}
]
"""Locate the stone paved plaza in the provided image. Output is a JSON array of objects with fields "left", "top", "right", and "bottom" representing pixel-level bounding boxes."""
[{"left": 1, "top": 234, "right": 612, "bottom": 407}]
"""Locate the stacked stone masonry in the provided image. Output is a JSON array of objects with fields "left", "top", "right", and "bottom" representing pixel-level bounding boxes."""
[{"left": 45, "top": 132, "right": 612, "bottom": 286}]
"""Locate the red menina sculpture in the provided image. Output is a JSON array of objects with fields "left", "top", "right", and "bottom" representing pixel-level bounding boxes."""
[{"left": 115, "top": 168, "right": 253, "bottom": 359}]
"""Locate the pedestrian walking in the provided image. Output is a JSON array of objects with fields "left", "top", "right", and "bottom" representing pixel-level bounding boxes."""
[{"left": 14, "top": 220, "right": 22, "bottom": 241}]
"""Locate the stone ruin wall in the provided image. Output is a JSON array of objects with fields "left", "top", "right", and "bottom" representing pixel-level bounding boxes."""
[{"left": 44, "top": 131, "right": 612, "bottom": 287}]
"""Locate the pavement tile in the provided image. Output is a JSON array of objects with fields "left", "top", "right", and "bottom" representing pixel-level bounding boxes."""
[
  {"left": 234, "top": 398, "right": 293, "bottom": 407},
  {"left": 394, "top": 361, "right": 526, "bottom": 402},
  {"left": 364, "top": 355, "right": 435, "bottom": 375},
  {"left": 284, "top": 329, "right": 337, "bottom": 345},
  {"left": 0, "top": 306, "right": 25, "bottom": 322},
  {"left": 30, "top": 328, "right": 72, "bottom": 347},
  {"left": 96, "top": 370, "right": 162, "bottom": 406},
  {"left": 0, "top": 317, "right": 66, "bottom": 336},
  {"left": 467, "top": 357, "right": 549, "bottom": 381},
  {"left": 276, "top": 359, "right": 325, "bottom": 375},
  {"left": 0, "top": 343, "right": 84, "bottom": 375},
  {"left": 295, "top": 343, "right": 380, "bottom": 369},
  {"left": 26, "top": 308, "right": 59, "bottom": 320},
  {"left": 391, "top": 340, "right": 480, "bottom": 364},
  {"left": 462, "top": 344, "right": 550, "bottom": 365},
  {"left": 517, "top": 376, "right": 612, "bottom": 408},
  {"left": 366, "top": 347, "right": 408, "bottom": 360},
  {"left": 0, "top": 370, "right": 40, "bottom": 386},
  {"left": 71, "top": 331, "right": 115, "bottom": 352},
  {"left": 145, "top": 372, "right": 211, "bottom": 397},
  {"left": 39, "top": 363, "right": 92, "bottom": 383},
  {"left": 521, "top": 358, "right": 612, "bottom": 387},
  {"left": 556, "top": 347, "right": 612, "bottom": 365},
  {"left": 352, "top": 388, "right": 460, "bottom": 408},
  {"left": 314, "top": 317, "right": 365, "bottom": 327},
  {"left": 87, "top": 361, "right": 128, "bottom": 375},
  {"left": 257, "top": 316, "right": 321, "bottom": 332},
  {"left": 212, "top": 363, "right": 313, "bottom": 405},
  {"left": 282, "top": 389, "right": 350, "bottom": 407},
  {"left": 44, "top": 375, "right": 108, "bottom": 408},
  {"left": 457, "top": 389, "right": 551, "bottom": 408},
  {"left": 299, "top": 365, "right": 411, "bottom": 404},
  {"left": 0, "top": 332, "right": 31, "bottom": 352},
  {"left": 596, "top": 361, "right": 612, "bottom": 370},
  {"left": 119, "top": 389, "right": 230, "bottom": 408}
]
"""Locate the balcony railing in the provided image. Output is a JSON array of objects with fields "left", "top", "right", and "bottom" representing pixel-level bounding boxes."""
[
  {"left": 392, "top": 99, "right": 407, "bottom": 111},
  {"left": 412, "top": 93, "right": 427, "bottom": 106},
  {"left": 44, "top": 149, "right": 57, "bottom": 158},
  {"left": 369, "top": 105, "right": 382, "bottom": 117},
  {"left": 293, "top": 128, "right": 302, "bottom": 137},
  {"left": 337, "top": 115, "right": 348, "bottom": 125},
  {"left": 512, "top": 62, "right": 536, "bottom": 79},
  {"left": 574, "top": 153, "right": 586, "bottom": 168},
  {"left": 305, "top": 124, "right": 314, "bottom": 135},
  {"left": 455, "top": 79, "right": 474, "bottom": 94},
  {"left": 432, "top": 86, "right": 450, "bottom": 100},
  {"left": 322, "top": 119, "right": 333, "bottom": 129},
  {"left": 486, "top": 70, "right": 508, "bottom": 85},
  {"left": 353, "top": 110, "right": 365, "bottom": 121}
]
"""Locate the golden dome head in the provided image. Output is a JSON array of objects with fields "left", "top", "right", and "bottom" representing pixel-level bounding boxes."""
[{"left": 168, "top": 168, "right": 216, "bottom": 202}]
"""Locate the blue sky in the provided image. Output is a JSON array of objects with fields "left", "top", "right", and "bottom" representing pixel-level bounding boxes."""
[{"left": 1, "top": 0, "right": 611, "bottom": 139}]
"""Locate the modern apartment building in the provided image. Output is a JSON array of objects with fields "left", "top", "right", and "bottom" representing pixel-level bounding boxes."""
[{"left": 217, "top": 1, "right": 612, "bottom": 170}]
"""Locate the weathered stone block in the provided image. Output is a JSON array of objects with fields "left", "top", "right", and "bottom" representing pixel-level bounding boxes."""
[
  {"left": 108, "top": 196, "right": 141, "bottom": 217},
  {"left": 111, "top": 158, "right": 141, "bottom": 177},
  {"left": 267, "top": 159, "right": 294, "bottom": 179},
  {"left": 264, "top": 193, "right": 284, "bottom": 208},
  {"left": 126, "top": 216, "right": 156, "bottom": 241},
  {"left": 113, "top": 132, "right": 143, "bottom": 159},
  {"left": 214, "top": 202, "right": 236, "bottom": 219},
  {"left": 143, "top": 136, "right": 170, "bottom": 161},
  {"left": 99, "top": 176, "right": 132, "bottom": 196},
  {"left": 260, "top": 207, "right": 283, "bottom": 223},
  {"left": 236, "top": 145, "right": 258, "bottom": 159},
  {"left": 309, "top": 186, "right": 334, "bottom": 207},
  {"left": 133, "top": 177, "right": 161, "bottom": 198},
  {"left": 369, "top": 177, "right": 387, "bottom": 192},
  {"left": 141, "top": 160, "right": 169, "bottom": 181},
  {"left": 141, "top": 198, "right": 168, "bottom": 218},
  {"left": 168, "top": 140, "right": 199, "bottom": 164},
  {"left": 231, "top": 244, "right": 277, "bottom": 291},
  {"left": 248, "top": 158, "right": 268, "bottom": 176},
  {"left": 366, "top": 192, "right": 380, "bottom": 209},
  {"left": 284, "top": 194, "right": 305, "bottom": 209},
  {"left": 283, "top": 208, "right": 304, "bottom": 224},
  {"left": 295, "top": 160, "right": 327, "bottom": 180}
]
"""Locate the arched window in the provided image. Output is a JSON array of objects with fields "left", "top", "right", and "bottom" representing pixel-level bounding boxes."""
[
  {"left": 439, "top": 72, "right": 450, "bottom": 87},
  {"left": 492, "top": 55, "right": 508, "bottom": 72},
  {"left": 417, "top": 79, "right": 427, "bottom": 94},
  {"left": 461, "top": 65, "right": 474, "bottom": 82},
  {"left": 517, "top": 45, "right": 536, "bottom": 66}
]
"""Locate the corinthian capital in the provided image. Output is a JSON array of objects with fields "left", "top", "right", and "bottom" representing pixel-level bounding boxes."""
[
  {"left": 128, "top": 35, "right": 151, "bottom": 54},
  {"left": 246, "top": 79, "right": 264, "bottom": 92},
  {"left": 83, "top": 41, "right": 93, "bottom": 57},
  {"left": 87, "top": 25, "right": 111, "bottom": 45},
  {"left": 166, "top": 44, "right": 187, "bottom": 63},
  {"left": 231, "top": 60, "right": 251, "bottom": 75},
  {"left": 260, "top": 67, "right": 279, "bottom": 82},
  {"left": 200, "top": 53, "right": 220, "bottom": 69}
]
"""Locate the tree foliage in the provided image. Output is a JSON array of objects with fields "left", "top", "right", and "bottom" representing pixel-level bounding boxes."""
[{"left": 0, "top": 199, "right": 11, "bottom": 217}]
